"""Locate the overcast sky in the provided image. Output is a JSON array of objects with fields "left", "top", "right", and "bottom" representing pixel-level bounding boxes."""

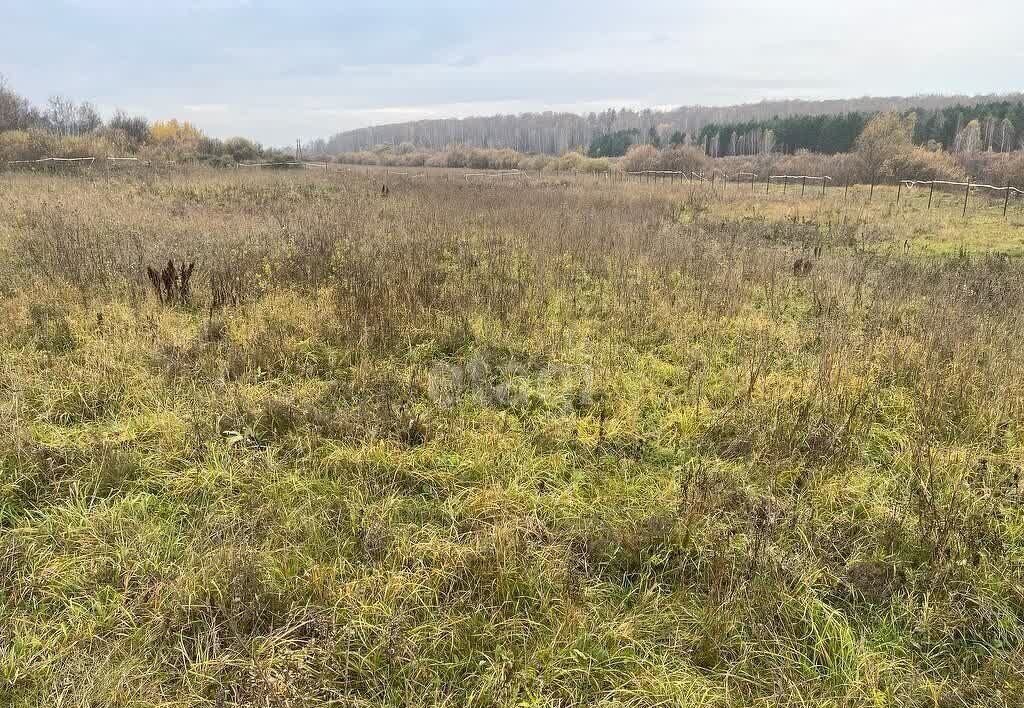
[{"left": 2, "top": 0, "right": 1022, "bottom": 146}]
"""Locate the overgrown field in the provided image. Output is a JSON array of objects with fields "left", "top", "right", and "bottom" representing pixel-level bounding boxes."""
[{"left": 1, "top": 170, "right": 1023, "bottom": 707}]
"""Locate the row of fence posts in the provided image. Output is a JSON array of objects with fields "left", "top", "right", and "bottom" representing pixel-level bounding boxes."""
[
  {"left": 370, "top": 163, "right": 1024, "bottom": 219},
  {"left": 615, "top": 169, "right": 1022, "bottom": 219},
  {"left": 893, "top": 178, "right": 1021, "bottom": 219},
  {"left": 8, "top": 157, "right": 1020, "bottom": 220},
  {"left": 292, "top": 164, "right": 1024, "bottom": 219},
  {"left": 342, "top": 164, "right": 1024, "bottom": 220}
]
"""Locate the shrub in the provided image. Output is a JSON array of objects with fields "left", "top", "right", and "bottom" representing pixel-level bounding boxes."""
[
  {"left": 223, "top": 137, "right": 262, "bottom": 163},
  {"left": 425, "top": 151, "right": 448, "bottom": 168},
  {"left": 889, "top": 147, "right": 965, "bottom": 182},
  {"left": 0, "top": 129, "right": 117, "bottom": 163},
  {"left": 855, "top": 112, "right": 916, "bottom": 180},
  {"left": 958, "top": 152, "right": 1024, "bottom": 186},
  {"left": 655, "top": 145, "right": 709, "bottom": 175},
  {"left": 149, "top": 119, "right": 204, "bottom": 152},
  {"left": 446, "top": 145, "right": 470, "bottom": 168},
  {"left": 520, "top": 153, "right": 552, "bottom": 172},
  {"left": 0, "top": 129, "right": 47, "bottom": 161},
  {"left": 108, "top": 112, "right": 150, "bottom": 145},
  {"left": 467, "top": 148, "right": 490, "bottom": 170},
  {"left": 618, "top": 144, "right": 659, "bottom": 173}
]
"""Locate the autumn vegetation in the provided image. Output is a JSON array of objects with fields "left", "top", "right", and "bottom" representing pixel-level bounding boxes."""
[
  {"left": 2, "top": 152, "right": 1024, "bottom": 706},
  {"left": 316, "top": 93, "right": 1024, "bottom": 155},
  {"left": 324, "top": 111, "right": 1024, "bottom": 188},
  {"left": 4, "top": 73, "right": 1022, "bottom": 188},
  {"left": 3, "top": 74, "right": 1024, "bottom": 705},
  {"left": 0, "top": 76, "right": 286, "bottom": 165}
]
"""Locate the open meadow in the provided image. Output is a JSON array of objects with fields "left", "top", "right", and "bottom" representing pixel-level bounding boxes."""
[{"left": 2, "top": 167, "right": 1024, "bottom": 706}]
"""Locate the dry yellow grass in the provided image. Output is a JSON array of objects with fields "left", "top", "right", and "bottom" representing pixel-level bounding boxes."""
[{"left": 1, "top": 167, "right": 1023, "bottom": 706}]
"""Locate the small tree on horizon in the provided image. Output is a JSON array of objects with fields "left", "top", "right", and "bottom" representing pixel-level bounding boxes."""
[
  {"left": 647, "top": 126, "right": 661, "bottom": 148},
  {"left": 855, "top": 112, "right": 916, "bottom": 182}
]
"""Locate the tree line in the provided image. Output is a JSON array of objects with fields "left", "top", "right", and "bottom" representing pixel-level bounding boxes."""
[
  {"left": 0, "top": 75, "right": 287, "bottom": 164},
  {"left": 314, "top": 93, "right": 1024, "bottom": 157},
  {"left": 696, "top": 101, "right": 1024, "bottom": 157},
  {"left": 328, "top": 111, "right": 1024, "bottom": 187}
]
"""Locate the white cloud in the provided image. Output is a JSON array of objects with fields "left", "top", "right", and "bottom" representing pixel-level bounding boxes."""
[
  {"left": 3, "top": 0, "right": 1022, "bottom": 145},
  {"left": 184, "top": 104, "right": 230, "bottom": 114}
]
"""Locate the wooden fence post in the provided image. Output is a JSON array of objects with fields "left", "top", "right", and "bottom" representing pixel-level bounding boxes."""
[
  {"left": 962, "top": 178, "right": 971, "bottom": 218},
  {"left": 896, "top": 181, "right": 902, "bottom": 208},
  {"left": 1004, "top": 185, "right": 1011, "bottom": 219},
  {"left": 928, "top": 180, "right": 934, "bottom": 209}
]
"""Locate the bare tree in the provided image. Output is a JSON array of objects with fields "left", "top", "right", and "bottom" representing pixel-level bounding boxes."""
[
  {"left": 0, "top": 74, "right": 42, "bottom": 131},
  {"left": 109, "top": 111, "right": 150, "bottom": 144},
  {"left": 954, "top": 120, "right": 983, "bottom": 154},
  {"left": 75, "top": 101, "right": 102, "bottom": 134},
  {"left": 984, "top": 115, "right": 997, "bottom": 151},
  {"left": 47, "top": 95, "right": 78, "bottom": 136},
  {"left": 998, "top": 118, "right": 1014, "bottom": 153}
]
